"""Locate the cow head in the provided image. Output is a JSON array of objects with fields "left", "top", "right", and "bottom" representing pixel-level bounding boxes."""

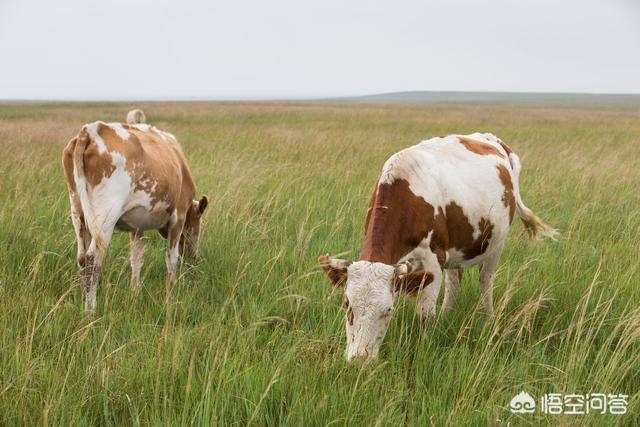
[
  {"left": 180, "top": 196, "right": 209, "bottom": 261},
  {"left": 318, "top": 255, "right": 417, "bottom": 362}
]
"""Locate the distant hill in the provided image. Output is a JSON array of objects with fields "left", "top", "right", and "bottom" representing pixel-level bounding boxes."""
[{"left": 350, "top": 91, "right": 640, "bottom": 103}]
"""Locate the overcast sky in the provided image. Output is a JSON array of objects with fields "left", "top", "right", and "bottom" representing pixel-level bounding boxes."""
[{"left": 0, "top": 0, "right": 638, "bottom": 100}]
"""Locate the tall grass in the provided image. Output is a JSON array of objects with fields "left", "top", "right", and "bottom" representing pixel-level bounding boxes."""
[{"left": 0, "top": 101, "right": 638, "bottom": 425}]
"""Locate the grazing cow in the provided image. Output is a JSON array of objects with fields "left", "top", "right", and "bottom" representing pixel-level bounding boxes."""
[
  {"left": 62, "top": 113, "right": 208, "bottom": 311},
  {"left": 319, "top": 133, "right": 557, "bottom": 361},
  {"left": 126, "top": 108, "right": 146, "bottom": 125}
]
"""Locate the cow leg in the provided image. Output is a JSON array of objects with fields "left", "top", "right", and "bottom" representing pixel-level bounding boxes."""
[
  {"left": 83, "top": 237, "right": 109, "bottom": 312},
  {"left": 442, "top": 267, "right": 464, "bottom": 313},
  {"left": 417, "top": 254, "right": 443, "bottom": 321},
  {"left": 81, "top": 218, "right": 91, "bottom": 256},
  {"left": 129, "top": 231, "right": 144, "bottom": 291},
  {"left": 69, "top": 196, "right": 96, "bottom": 308},
  {"left": 82, "top": 212, "right": 120, "bottom": 312},
  {"left": 479, "top": 245, "right": 504, "bottom": 317},
  {"left": 165, "top": 216, "right": 185, "bottom": 282}
]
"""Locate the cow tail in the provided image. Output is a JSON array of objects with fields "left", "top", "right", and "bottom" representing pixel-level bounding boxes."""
[
  {"left": 72, "top": 127, "right": 96, "bottom": 234},
  {"left": 509, "top": 152, "right": 559, "bottom": 241},
  {"left": 73, "top": 128, "right": 90, "bottom": 182}
]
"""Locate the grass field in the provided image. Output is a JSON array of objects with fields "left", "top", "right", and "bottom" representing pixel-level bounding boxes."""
[{"left": 1, "top": 100, "right": 639, "bottom": 426}]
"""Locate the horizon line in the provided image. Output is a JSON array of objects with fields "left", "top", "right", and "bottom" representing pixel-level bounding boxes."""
[{"left": 2, "top": 89, "right": 640, "bottom": 102}]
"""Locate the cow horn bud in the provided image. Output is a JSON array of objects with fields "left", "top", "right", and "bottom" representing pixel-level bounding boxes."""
[
  {"left": 328, "top": 257, "right": 352, "bottom": 270},
  {"left": 394, "top": 263, "right": 409, "bottom": 277}
]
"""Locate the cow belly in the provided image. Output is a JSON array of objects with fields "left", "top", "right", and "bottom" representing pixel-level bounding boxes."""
[
  {"left": 445, "top": 243, "right": 494, "bottom": 268},
  {"left": 116, "top": 206, "right": 171, "bottom": 231},
  {"left": 445, "top": 220, "right": 511, "bottom": 268}
]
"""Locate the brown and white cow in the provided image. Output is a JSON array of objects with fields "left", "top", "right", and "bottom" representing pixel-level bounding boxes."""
[
  {"left": 62, "top": 111, "right": 208, "bottom": 311},
  {"left": 319, "top": 133, "right": 557, "bottom": 361}
]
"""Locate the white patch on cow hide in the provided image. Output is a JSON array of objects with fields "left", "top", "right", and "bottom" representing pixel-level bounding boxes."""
[
  {"left": 108, "top": 123, "right": 131, "bottom": 141},
  {"left": 131, "top": 123, "right": 151, "bottom": 132},
  {"left": 84, "top": 121, "right": 107, "bottom": 154}
]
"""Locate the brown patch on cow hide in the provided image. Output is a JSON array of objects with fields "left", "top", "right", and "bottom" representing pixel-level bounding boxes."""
[
  {"left": 458, "top": 137, "right": 503, "bottom": 157},
  {"left": 106, "top": 126, "right": 166, "bottom": 207},
  {"left": 130, "top": 127, "right": 193, "bottom": 213},
  {"left": 395, "top": 271, "right": 434, "bottom": 295},
  {"left": 429, "top": 207, "right": 449, "bottom": 269},
  {"left": 443, "top": 202, "right": 494, "bottom": 260},
  {"left": 360, "top": 179, "right": 435, "bottom": 265},
  {"left": 104, "top": 123, "right": 194, "bottom": 213},
  {"left": 83, "top": 123, "right": 116, "bottom": 187},
  {"left": 358, "top": 177, "right": 495, "bottom": 266},
  {"left": 364, "top": 179, "right": 379, "bottom": 234},
  {"left": 497, "top": 165, "right": 516, "bottom": 223},
  {"left": 497, "top": 140, "right": 513, "bottom": 156},
  {"left": 318, "top": 255, "right": 348, "bottom": 287}
]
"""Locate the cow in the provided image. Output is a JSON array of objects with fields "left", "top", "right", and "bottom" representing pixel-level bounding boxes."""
[
  {"left": 126, "top": 108, "right": 146, "bottom": 125},
  {"left": 62, "top": 112, "right": 208, "bottom": 312},
  {"left": 318, "top": 133, "right": 557, "bottom": 361}
]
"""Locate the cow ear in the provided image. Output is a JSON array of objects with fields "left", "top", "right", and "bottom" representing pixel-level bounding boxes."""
[
  {"left": 198, "top": 196, "right": 209, "bottom": 214},
  {"left": 318, "top": 255, "right": 351, "bottom": 287},
  {"left": 395, "top": 271, "right": 434, "bottom": 295}
]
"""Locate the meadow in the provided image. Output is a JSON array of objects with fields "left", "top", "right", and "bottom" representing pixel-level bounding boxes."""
[{"left": 0, "top": 100, "right": 639, "bottom": 426}]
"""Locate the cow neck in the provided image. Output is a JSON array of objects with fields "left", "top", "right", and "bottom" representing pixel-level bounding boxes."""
[{"left": 359, "top": 178, "right": 434, "bottom": 265}]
